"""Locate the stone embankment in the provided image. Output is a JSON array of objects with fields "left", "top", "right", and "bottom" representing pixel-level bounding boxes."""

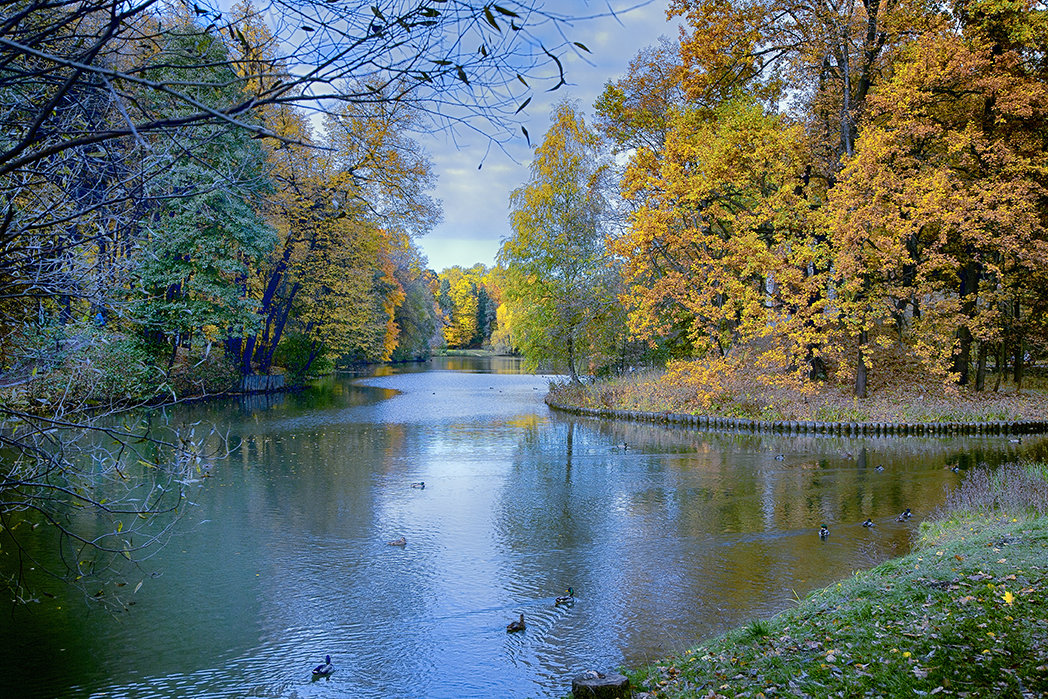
[{"left": 546, "top": 398, "right": 1048, "bottom": 436}]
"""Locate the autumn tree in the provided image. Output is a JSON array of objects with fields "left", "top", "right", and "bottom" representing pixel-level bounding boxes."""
[
  {"left": 827, "top": 0, "right": 1048, "bottom": 392},
  {"left": 228, "top": 88, "right": 439, "bottom": 377},
  {"left": 499, "top": 101, "right": 623, "bottom": 382},
  {"left": 436, "top": 264, "right": 501, "bottom": 349},
  {"left": 614, "top": 96, "right": 827, "bottom": 374}
]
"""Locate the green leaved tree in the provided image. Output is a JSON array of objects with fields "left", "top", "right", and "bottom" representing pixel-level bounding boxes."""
[{"left": 499, "top": 101, "right": 624, "bottom": 382}]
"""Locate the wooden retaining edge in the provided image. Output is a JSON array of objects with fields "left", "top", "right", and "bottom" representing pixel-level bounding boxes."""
[{"left": 544, "top": 399, "right": 1048, "bottom": 437}]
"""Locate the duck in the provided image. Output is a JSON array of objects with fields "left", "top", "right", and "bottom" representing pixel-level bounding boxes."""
[
  {"left": 388, "top": 536, "right": 407, "bottom": 546},
  {"left": 862, "top": 518, "right": 875, "bottom": 527},
  {"left": 555, "top": 587, "right": 575, "bottom": 606},
  {"left": 312, "top": 655, "right": 334, "bottom": 678},
  {"left": 506, "top": 613, "right": 526, "bottom": 633},
  {"left": 896, "top": 508, "right": 912, "bottom": 522},
  {"left": 774, "top": 454, "right": 785, "bottom": 461},
  {"left": 819, "top": 524, "right": 829, "bottom": 539},
  {"left": 875, "top": 465, "right": 885, "bottom": 472},
  {"left": 411, "top": 481, "right": 425, "bottom": 489}
]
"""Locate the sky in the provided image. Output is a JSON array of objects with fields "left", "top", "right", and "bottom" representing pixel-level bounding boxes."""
[{"left": 415, "top": 1, "right": 679, "bottom": 272}]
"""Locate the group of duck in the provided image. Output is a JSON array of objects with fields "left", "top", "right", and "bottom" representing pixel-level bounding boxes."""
[
  {"left": 809, "top": 455, "right": 929, "bottom": 539},
  {"left": 311, "top": 587, "right": 575, "bottom": 678},
  {"left": 819, "top": 507, "right": 912, "bottom": 539},
  {"left": 506, "top": 586, "right": 576, "bottom": 633}
]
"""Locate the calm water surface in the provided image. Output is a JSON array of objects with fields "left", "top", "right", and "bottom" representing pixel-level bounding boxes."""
[{"left": 2, "top": 356, "right": 1046, "bottom": 698}]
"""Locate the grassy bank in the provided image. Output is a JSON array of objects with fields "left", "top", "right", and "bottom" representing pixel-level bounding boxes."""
[
  {"left": 549, "top": 361, "right": 1048, "bottom": 425},
  {"left": 619, "top": 463, "right": 1048, "bottom": 698}
]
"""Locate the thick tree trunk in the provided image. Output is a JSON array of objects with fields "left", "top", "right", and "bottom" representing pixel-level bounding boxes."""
[
  {"left": 571, "top": 672, "right": 630, "bottom": 699},
  {"left": 854, "top": 331, "right": 868, "bottom": 399},
  {"left": 808, "top": 353, "right": 827, "bottom": 382},
  {"left": 566, "top": 334, "right": 580, "bottom": 384}
]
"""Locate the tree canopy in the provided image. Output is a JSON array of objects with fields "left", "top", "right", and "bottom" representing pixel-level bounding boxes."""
[{"left": 576, "top": 0, "right": 1048, "bottom": 397}]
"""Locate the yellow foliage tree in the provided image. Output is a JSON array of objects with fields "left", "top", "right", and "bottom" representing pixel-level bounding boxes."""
[{"left": 616, "top": 97, "right": 828, "bottom": 379}]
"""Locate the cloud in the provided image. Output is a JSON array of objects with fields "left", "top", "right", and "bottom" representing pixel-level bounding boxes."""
[{"left": 416, "top": 0, "right": 677, "bottom": 273}]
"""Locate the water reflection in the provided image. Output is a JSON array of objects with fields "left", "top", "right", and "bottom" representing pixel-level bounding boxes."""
[{"left": 1, "top": 355, "right": 1045, "bottom": 698}]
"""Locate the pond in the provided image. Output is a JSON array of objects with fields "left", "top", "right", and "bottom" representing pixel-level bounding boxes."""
[{"left": 2, "top": 356, "right": 1045, "bottom": 698}]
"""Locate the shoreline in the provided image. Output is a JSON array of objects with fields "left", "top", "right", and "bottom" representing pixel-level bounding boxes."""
[
  {"left": 546, "top": 397, "right": 1048, "bottom": 437},
  {"left": 610, "top": 463, "right": 1048, "bottom": 698}
]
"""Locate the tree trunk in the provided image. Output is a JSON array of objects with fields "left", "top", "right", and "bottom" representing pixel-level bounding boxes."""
[
  {"left": 59, "top": 295, "right": 73, "bottom": 325},
  {"left": 571, "top": 672, "right": 630, "bottom": 699},
  {"left": 566, "top": 334, "right": 580, "bottom": 384},
  {"left": 975, "top": 341, "right": 987, "bottom": 391},
  {"left": 258, "top": 283, "right": 299, "bottom": 373},
  {"left": 993, "top": 342, "right": 1003, "bottom": 392},
  {"left": 808, "top": 353, "right": 827, "bottom": 382},
  {"left": 854, "top": 330, "right": 868, "bottom": 399},
  {"left": 1013, "top": 340, "right": 1023, "bottom": 390},
  {"left": 953, "top": 260, "right": 978, "bottom": 385},
  {"left": 1012, "top": 301, "right": 1022, "bottom": 389}
]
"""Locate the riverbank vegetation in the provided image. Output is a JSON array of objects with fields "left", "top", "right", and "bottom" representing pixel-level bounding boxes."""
[
  {"left": 497, "top": 0, "right": 1048, "bottom": 410},
  {"left": 621, "top": 463, "right": 1048, "bottom": 698}
]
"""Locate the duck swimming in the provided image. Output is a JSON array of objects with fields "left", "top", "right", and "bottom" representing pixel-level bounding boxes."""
[
  {"left": 411, "top": 481, "right": 425, "bottom": 489},
  {"left": 819, "top": 524, "right": 829, "bottom": 539},
  {"left": 388, "top": 536, "right": 406, "bottom": 546},
  {"left": 862, "top": 518, "right": 875, "bottom": 527},
  {"left": 507, "top": 613, "right": 526, "bottom": 633},
  {"left": 312, "top": 655, "right": 334, "bottom": 678},
  {"left": 555, "top": 587, "right": 575, "bottom": 606},
  {"left": 897, "top": 508, "right": 912, "bottom": 522}
]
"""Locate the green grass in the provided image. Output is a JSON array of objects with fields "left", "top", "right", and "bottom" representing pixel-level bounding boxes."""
[{"left": 620, "top": 464, "right": 1048, "bottom": 698}]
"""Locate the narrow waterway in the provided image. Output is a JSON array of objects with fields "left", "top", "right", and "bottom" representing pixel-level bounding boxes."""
[{"left": 1, "top": 356, "right": 1044, "bottom": 698}]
